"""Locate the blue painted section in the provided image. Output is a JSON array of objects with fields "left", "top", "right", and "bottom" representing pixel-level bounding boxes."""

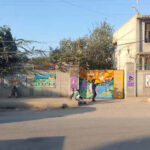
[{"left": 96, "top": 85, "right": 113, "bottom": 99}]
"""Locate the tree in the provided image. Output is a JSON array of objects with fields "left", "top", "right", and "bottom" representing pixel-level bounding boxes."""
[
  {"left": 0, "top": 26, "right": 18, "bottom": 75},
  {"left": 0, "top": 25, "right": 30, "bottom": 76},
  {"left": 49, "top": 21, "right": 115, "bottom": 70},
  {"left": 49, "top": 37, "right": 88, "bottom": 71},
  {"left": 87, "top": 21, "right": 115, "bottom": 69}
]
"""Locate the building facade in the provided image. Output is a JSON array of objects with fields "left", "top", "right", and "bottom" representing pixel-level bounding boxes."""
[{"left": 114, "top": 13, "right": 150, "bottom": 97}]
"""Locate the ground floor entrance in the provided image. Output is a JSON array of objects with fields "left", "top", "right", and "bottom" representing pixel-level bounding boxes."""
[{"left": 79, "top": 70, "right": 124, "bottom": 99}]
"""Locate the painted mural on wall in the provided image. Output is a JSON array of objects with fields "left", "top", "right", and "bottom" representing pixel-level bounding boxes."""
[
  {"left": 79, "top": 70, "right": 114, "bottom": 99},
  {"left": 114, "top": 70, "right": 124, "bottom": 99},
  {"left": 71, "top": 75, "right": 78, "bottom": 89},
  {"left": 127, "top": 72, "right": 134, "bottom": 87},
  {"left": 34, "top": 73, "right": 56, "bottom": 88},
  {"left": 4, "top": 74, "right": 27, "bottom": 88},
  {"left": 145, "top": 75, "right": 150, "bottom": 88}
]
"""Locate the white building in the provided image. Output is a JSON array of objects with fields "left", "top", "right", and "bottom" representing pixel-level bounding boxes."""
[{"left": 114, "top": 13, "right": 150, "bottom": 97}]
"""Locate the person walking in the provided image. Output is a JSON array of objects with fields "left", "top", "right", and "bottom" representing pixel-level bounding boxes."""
[{"left": 92, "top": 79, "right": 97, "bottom": 102}]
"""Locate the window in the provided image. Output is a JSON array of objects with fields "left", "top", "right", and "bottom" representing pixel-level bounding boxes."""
[
  {"left": 145, "top": 23, "right": 150, "bottom": 42},
  {"left": 145, "top": 56, "right": 150, "bottom": 70}
]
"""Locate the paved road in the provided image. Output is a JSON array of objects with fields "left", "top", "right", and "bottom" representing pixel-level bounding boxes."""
[{"left": 0, "top": 98, "right": 150, "bottom": 150}]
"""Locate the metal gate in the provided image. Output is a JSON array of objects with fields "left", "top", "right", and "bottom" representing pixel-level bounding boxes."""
[{"left": 79, "top": 70, "right": 124, "bottom": 99}]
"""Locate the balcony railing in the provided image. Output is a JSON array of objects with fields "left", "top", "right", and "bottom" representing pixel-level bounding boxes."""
[{"left": 136, "top": 64, "right": 150, "bottom": 70}]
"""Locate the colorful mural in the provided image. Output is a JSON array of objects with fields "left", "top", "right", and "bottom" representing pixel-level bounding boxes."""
[
  {"left": 4, "top": 74, "right": 27, "bottom": 88},
  {"left": 127, "top": 72, "right": 134, "bottom": 87},
  {"left": 34, "top": 74, "right": 56, "bottom": 88},
  {"left": 71, "top": 75, "right": 78, "bottom": 89},
  {"left": 79, "top": 70, "right": 114, "bottom": 99},
  {"left": 79, "top": 70, "right": 124, "bottom": 99},
  {"left": 114, "top": 70, "right": 124, "bottom": 99}
]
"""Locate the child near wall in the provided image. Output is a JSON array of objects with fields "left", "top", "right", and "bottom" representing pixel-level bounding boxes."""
[{"left": 71, "top": 89, "right": 87, "bottom": 105}]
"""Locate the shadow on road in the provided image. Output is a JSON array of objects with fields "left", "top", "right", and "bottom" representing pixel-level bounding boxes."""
[
  {"left": 87, "top": 99, "right": 122, "bottom": 105},
  {"left": 0, "top": 136, "right": 65, "bottom": 150},
  {"left": 88, "top": 136, "right": 150, "bottom": 150},
  {"left": 0, "top": 106, "right": 96, "bottom": 124}
]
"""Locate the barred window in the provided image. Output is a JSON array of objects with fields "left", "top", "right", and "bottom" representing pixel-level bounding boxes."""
[{"left": 145, "top": 23, "right": 150, "bottom": 42}]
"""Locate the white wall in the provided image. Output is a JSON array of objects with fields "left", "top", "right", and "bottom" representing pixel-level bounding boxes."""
[
  {"left": 0, "top": 70, "right": 71, "bottom": 98},
  {"left": 113, "top": 14, "right": 139, "bottom": 70},
  {"left": 137, "top": 70, "right": 150, "bottom": 96}
]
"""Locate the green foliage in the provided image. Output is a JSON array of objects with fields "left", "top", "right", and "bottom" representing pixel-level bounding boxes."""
[
  {"left": 32, "top": 57, "right": 49, "bottom": 65},
  {"left": 87, "top": 21, "right": 115, "bottom": 69},
  {"left": 49, "top": 37, "right": 89, "bottom": 70},
  {"left": 0, "top": 25, "right": 28, "bottom": 76},
  {"left": 49, "top": 21, "right": 115, "bottom": 70},
  {"left": 32, "top": 57, "right": 51, "bottom": 69},
  {"left": 0, "top": 21, "right": 115, "bottom": 74}
]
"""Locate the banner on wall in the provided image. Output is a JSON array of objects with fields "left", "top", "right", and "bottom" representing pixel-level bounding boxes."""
[
  {"left": 127, "top": 72, "right": 134, "bottom": 87},
  {"left": 34, "top": 73, "right": 56, "bottom": 88},
  {"left": 71, "top": 75, "right": 78, "bottom": 89},
  {"left": 114, "top": 70, "right": 124, "bottom": 99},
  {"left": 4, "top": 74, "right": 27, "bottom": 88},
  {"left": 145, "top": 75, "right": 150, "bottom": 88}
]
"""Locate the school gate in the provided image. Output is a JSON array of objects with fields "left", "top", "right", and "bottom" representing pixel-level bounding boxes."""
[{"left": 79, "top": 70, "right": 124, "bottom": 99}]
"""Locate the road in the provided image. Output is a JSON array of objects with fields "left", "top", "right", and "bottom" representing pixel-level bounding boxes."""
[{"left": 0, "top": 98, "right": 150, "bottom": 150}]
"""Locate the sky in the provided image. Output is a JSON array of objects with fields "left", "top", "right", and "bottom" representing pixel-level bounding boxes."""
[{"left": 0, "top": 0, "right": 150, "bottom": 51}]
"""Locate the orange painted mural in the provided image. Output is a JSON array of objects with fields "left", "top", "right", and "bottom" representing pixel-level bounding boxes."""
[
  {"left": 114, "top": 70, "right": 124, "bottom": 99},
  {"left": 79, "top": 70, "right": 124, "bottom": 99},
  {"left": 4, "top": 74, "right": 27, "bottom": 88}
]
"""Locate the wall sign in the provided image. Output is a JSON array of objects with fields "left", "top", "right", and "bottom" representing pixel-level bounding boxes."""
[
  {"left": 4, "top": 74, "right": 27, "bottom": 88},
  {"left": 34, "top": 74, "right": 56, "bottom": 88},
  {"left": 127, "top": 72, "right": 134, "bottom": 87},
  {"left": 71, "top": 75, "right": 78, "bottom": 89},
  {"left": 145, "top": 75, "right": 150, "bottom": 88}
]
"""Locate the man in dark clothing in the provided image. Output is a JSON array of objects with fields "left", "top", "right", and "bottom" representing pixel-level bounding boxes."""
[
  {"left": 9, "top": 86, "right": 18, "bottom": 98},
  {"left": 92, "top": 79, "right": 97, "bottom": 102}
]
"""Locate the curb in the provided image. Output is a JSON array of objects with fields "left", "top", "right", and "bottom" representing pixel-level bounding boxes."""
[{"left": 0, "top": 100, "right": 78, "bottom": 110}]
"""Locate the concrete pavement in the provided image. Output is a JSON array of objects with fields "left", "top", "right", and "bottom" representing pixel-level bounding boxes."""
[
  {"left": 1, "top": 97, "right": 150, "bottom": 150},
  {"left": 0, "top": 96, "right": 149, "bottom": 110},
  {"left": 0, "top": 97, "right": 78, "bottom": 110}
]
